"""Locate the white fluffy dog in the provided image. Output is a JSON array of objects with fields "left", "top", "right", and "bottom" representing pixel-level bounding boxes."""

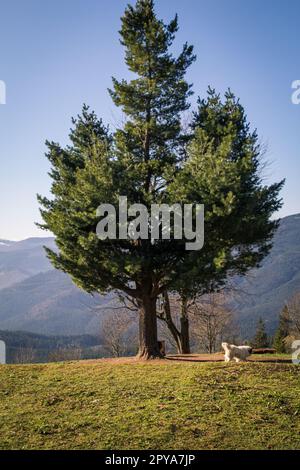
[{"left": 221, "top": 342, "right": 252, "bottom": 362}]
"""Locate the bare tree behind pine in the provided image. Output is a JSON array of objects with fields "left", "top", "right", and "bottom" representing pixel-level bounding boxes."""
[
  {"left": 280, "top": 292, "right": 300, "bottom": 351},
  {"left": 48, "top": 347, "right": 82, "bottom": 363},
  {"left": 102, "top": 309, "right": 137, "bottom": 357},
  {"left": 14, "top": 347, "right": 36, "bottom": 364},
  {"left": 286, "top": 292, "right": 300, "bottom": 335},
  {"left": 190, "top": 293, "right": 234, "bottom": 353}
]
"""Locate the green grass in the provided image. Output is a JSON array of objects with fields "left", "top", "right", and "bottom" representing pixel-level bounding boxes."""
[{"left": 1, "top": 359, "right": 300, "bottom": 450}]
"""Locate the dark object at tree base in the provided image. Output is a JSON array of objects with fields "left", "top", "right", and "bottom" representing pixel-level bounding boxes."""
[{"left": 158, "top": 341, "right": 166, "bottom": 357}]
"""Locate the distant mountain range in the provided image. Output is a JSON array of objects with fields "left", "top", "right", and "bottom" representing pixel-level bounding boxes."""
[
  {"left": 0, "top": 213, "right": 300, "bottom": 338},
  {"left": 0, "top": 237, "right": 55, "bottom": 290},
  {"left": 0, "top": 237, "right": 117, "bottom": 335},
  {"left": 232, "top": 213, "right": 300, "bottom": 336}
]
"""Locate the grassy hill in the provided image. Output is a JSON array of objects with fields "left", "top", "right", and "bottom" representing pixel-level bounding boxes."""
[{"left": 1, "top": 359, "right": 300, "bottom": 450}]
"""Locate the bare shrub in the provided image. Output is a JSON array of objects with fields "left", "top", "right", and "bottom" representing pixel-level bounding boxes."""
[
  {"left": 190, "top": 293, "right": 235, "bottom": 353},
  {"left": 102, "top": 309, "right": 137, "bottom": 357},
  {"left": 14, "top": 347, "right": 36, "bottom": 364},
  {"left": 48, "top": 347, "right": 82, "bottom": 362},
  {"left": 286, "top": 292, "right": 300, "bottom": 335}
]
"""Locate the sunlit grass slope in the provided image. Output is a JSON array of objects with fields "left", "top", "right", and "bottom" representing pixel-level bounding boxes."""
[{"left": 0, "top": 359, "right": 299, "bottom": 450}]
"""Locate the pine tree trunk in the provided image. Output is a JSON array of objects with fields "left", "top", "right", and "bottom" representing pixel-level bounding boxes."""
[
  {"left": 160, "top": 291, "right": 191, "bottom": 355},
  {"left": 178, "top": 297, "right": 190, "bottom": 354},
  {"left": 137, "top": 295, "right": 163, "bottom": 360},
  {"left": 179, "top": 316, "right": 191, "bottom": 354}
]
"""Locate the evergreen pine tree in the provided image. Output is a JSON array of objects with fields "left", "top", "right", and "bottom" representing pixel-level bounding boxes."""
[
  {"left": 161, "top": 89, "right": 284, "bottom": 353},
  {"left": 38, "top": 0, "right": 196, "bottom": 359}
]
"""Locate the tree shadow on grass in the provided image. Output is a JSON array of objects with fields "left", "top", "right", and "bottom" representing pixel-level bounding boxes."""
[{"left": 165, "top": 354, "right": 292, "bottom": 364}]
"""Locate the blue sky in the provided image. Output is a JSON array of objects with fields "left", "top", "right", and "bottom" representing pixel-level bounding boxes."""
[{"left": 0, "top": 0, "right": 299, "bottom": 240}]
